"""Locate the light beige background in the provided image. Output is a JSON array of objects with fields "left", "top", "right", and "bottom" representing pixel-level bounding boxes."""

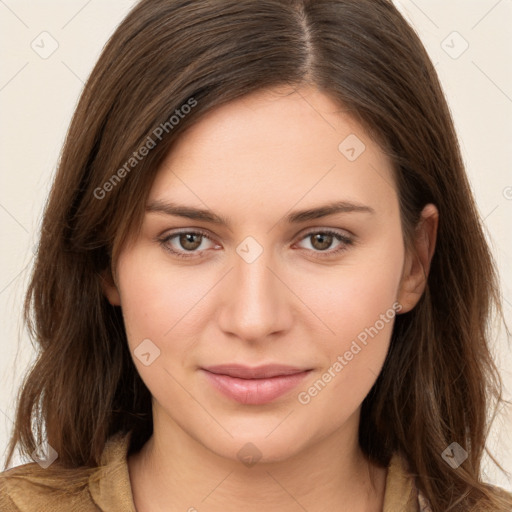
[{"left": 1, "top": 0, "right": 511, "bottom": 491}]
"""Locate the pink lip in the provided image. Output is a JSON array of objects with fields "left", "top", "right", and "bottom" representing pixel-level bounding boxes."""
[
  {"left": 203, "top": 364, "right": 310, "bottom": 379},
  {"left": 200, "top": 364, "right": 312, "bottom": 405}
]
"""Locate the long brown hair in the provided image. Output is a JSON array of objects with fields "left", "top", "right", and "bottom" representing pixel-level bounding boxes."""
[{"left": 3, "top": 0, "right": 511, "bottom": 509}]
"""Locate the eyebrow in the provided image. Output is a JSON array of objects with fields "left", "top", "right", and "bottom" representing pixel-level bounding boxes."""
[{"left": 146, "top": 199, "right": 375, "bottom": 226}]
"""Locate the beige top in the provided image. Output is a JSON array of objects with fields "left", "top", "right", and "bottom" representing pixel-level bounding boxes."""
[{"left": 0, "top": 431, "right": 431, "bottom": 511}]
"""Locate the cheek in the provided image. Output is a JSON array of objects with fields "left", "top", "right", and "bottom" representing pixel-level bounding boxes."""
[
  {"left": 116, "top": 244, "right": 207, "bottom": 340},
  {"left": 295, "top": 306, "right": 397, "bottom": 424},
  {"left": 294, "top": 236, "right": 403, "bottom": 410},
  {"left": 115, "top": 248, "right": 207, "bottom": 389},
  {"left": 294, "top": 232, "right": 404, "bottom": 347},
  {"left": 115, "top": 248, "right": 211, "bottom": 408}
]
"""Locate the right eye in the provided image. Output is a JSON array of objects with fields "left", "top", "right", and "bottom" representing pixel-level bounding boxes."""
[{"left": 158, "top": 229, "right": 219, "bottom": 259}]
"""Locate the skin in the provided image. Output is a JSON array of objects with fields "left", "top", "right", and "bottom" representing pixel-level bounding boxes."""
[{"left": 103, "top": 85, "right": 438, "bottom": 512}]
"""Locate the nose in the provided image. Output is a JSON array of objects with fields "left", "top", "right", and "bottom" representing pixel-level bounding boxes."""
[{"left": 216, "top": 241, "right": 293, "bottom": 343}]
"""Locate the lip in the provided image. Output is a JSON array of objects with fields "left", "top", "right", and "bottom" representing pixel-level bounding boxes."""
[
  {"left": 202, "top": 364, "right": 311, "bottom": 379},
  {"left": 200, "top": 364, "right": 312, "bottom": 405}
]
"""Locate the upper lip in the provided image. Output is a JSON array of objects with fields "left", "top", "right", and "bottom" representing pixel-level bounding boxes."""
[{"left": 202, "top": 364, "right": 311, "bottom": 379}]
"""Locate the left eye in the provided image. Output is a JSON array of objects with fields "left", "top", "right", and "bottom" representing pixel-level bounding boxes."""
[
  {"left": 158, "top": 229, "right": 354, "bottom": 259},
  {"left": 295, "top": 230, "right": 353, "bottom": 255}
]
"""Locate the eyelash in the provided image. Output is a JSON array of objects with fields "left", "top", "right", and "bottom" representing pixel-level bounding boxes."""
[{"left": 158, "top": 228, "right": 355, "bottom": 260}]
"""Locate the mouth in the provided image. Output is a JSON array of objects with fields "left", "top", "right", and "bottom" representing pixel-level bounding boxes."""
[
  {"left": 202, "top": 363, "right": 311, "bottom": 379},
  {"left": 200, "top": 364, "right": 313, "bottom": 405}
]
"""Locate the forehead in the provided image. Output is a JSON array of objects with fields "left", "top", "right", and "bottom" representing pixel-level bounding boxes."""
[{"left": 148, "top": 85, "right": 398, "bottom": 221}]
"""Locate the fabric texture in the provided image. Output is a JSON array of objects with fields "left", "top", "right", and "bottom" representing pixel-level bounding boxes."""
[{"left": 0, "top": 430, "right": 430, "bottom": 511}]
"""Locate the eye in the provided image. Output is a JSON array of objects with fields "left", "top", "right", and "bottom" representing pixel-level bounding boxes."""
[
  {"left": 158, "top": 228, "right": 355, "bottom": 260},
  {"left": 158, "top": 229, "right": 219, "bottom": 259},
  {"left": 295, "top": 229, "right": 354, "bottom": 258}
]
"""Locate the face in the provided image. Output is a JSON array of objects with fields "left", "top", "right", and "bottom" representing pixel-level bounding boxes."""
[{"left": 104, "top": 85, "right": 434, "bottom": 463}]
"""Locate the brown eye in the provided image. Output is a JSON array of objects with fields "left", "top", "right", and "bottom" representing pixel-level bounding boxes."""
[
  {"left": 309, "top": 232, "right": 335, "bottom": 251},
  {"left": 159, "top": 230, "right": 217, "bottom": 259},
  {"left": 158, "top": 228, "right": 354, "bottom": 260},
  {"left": 178, "top": 233, "right": 203, "bottom": 251},
  {"left": 296, "top": 229, "right": 354, "bottom": 258}
]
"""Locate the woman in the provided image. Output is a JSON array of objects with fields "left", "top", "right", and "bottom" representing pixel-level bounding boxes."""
[{"left": 1, "top": 0, "right": 511, "bottom": 510}]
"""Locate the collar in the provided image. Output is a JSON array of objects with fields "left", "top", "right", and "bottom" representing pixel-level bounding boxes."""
[{"left": 89, "top": 431, "right": 429, "bottom": 511}]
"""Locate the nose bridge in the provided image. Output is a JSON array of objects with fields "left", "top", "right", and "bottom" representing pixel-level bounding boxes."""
[{"left": 218, "top": 235, "right": 290, "bottom": 340}]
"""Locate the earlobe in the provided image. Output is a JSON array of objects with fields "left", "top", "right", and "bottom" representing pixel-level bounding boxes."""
[
  {"left": 397, "top": 204, "right": 439, "bottom": 314},
  {"left": 100, "top": 268, "right": 121, "bottom": 306}
]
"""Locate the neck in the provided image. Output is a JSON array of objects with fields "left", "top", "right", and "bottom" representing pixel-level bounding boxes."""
[{"left": 127, "top": 409, "right": 387, "bottom": 512}]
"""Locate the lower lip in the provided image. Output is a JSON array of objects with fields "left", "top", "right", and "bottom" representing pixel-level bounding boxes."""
[{"left": 201, "top": 369, "right": 311, "bottom": 405}]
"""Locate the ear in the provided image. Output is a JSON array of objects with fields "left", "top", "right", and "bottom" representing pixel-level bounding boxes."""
[
  {"left": 100, "top": 267, "right": 121, "bottom": 306},
  {"left": 397, "top": 203, "right": 439, "bottom": 314}
]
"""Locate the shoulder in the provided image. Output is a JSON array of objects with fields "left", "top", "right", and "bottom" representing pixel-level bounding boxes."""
[
  {"left": 386, "top": 452, "right": 512, "bottom": 512},
  {"left": 0, "top": 431, "right": 135, "bottom": 512},
  {"left": 383, "top": 452, "right": 424, "bottom": 511},
  {"left": 492, "top": 484, "right": 512, "bottom": 499},
  {"left": 0, "top": 461, "right": 96, "bottom": 512},
  {"left": 479, "top": 483, "right": 512, "bottom": 509}
]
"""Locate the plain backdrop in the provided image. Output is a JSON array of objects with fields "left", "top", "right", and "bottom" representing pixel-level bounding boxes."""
[{"left": 1, "top": 0, "right": 511, "bottom": 491}]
